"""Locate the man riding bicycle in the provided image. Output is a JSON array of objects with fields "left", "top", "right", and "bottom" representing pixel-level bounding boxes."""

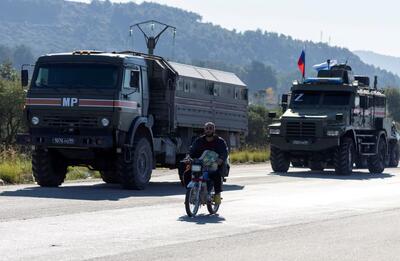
[{"left": 188, "top": 122, "right": 228, "bottom": 204}]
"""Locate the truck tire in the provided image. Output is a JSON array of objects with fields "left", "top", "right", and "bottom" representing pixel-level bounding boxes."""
[
  {"left": 32, "top": 149, "right": 67, "bottom": 187},
  {"left": 334, "top": 137, "right": 354, "bottom": 175},
  {"left": 118, "top": 137, "right": 153, "bottom": 190},
  {"left": 309, "top": 161, "right": 325, "bottom": 171},
  {"left": 388, "top": 143, "right": 399, "bottom": 167},
  {"left": 270, "top": 146, "right": 290, "bottom": 172},
  {"left": 100, "top": 170, "right": 119, "bottom": 184},
  {"left": 368, "top": 136, "right": 386, "bottom": 174}
]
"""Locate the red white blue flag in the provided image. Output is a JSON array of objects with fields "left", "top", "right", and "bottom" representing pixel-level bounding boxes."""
[{"left": 297, "top": 50, "right": 305, "bottom": 78}]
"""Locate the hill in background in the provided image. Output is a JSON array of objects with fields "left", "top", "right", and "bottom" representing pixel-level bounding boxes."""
[
  {"left": 354, "top": 50, "right": 400, "bottom": 77},
  {"left": 0, "top": 0, "right": 399, "bottom": 94}
]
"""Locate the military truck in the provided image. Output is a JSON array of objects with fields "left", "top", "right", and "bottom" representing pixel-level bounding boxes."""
[
  {"left": 268, "top": 64, "right": 399, "bottom": 175},
  {"left": 17, "top": 50, "right": 248, "bottom": 189}
]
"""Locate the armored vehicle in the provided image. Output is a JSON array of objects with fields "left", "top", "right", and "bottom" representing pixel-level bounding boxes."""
[
  {"left": 268, "top": 64, "right": 399, "bottom": 175},
  {"left": 17, "top": 50, "right": 248, "bottom": 189}
]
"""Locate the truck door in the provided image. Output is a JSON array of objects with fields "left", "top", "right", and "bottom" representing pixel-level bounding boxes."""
[{"left": 119, "top": 66, "right": 142, "bottom": 130}]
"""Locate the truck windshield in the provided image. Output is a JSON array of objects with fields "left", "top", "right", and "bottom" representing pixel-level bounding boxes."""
[
  {"left": 291, "top": 91, "right": 351, "bottom": 106},
  {"left": 33, "top": 64, "right": 119, "bottom": 89}
]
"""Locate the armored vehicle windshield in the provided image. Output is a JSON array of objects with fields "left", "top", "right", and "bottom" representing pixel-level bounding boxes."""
[
  {"left": 33, "top": 63, "right": 120, "bottom": 89},
  {"left": 291, "top": 90, "right": 351, "bottom": 107}
]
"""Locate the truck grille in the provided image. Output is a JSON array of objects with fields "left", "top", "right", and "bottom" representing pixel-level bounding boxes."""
[
  {"left": 43, "top": 116, "right": 98, "bottom": 128},
  {"left": 286, "top": 121, "right": 316, "bottom": 137}
]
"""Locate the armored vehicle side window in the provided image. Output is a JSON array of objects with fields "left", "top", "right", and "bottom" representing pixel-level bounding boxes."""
[
  {"left": 323, "top": 92, "right": 351, "bottom": 106},
  {"left": 123, "top": 68, "right": 140, "bottom": 90},
  {"left": 291, "top": 91, "right": 320, "bottom": 105},
  {"left": 33, "top": 64, "right": 118, "bottom": 89}
]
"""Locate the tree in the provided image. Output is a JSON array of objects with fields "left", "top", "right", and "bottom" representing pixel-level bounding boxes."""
[
  {"left": 0, "top": 62, "right": 25, "bottom": 145},
  {"left": 241, "top": 61, "right": 278, "bottom": 91},
  {"left": 385, "top": 88, "right": 400, "bottom": 122},
  {"left": 246, "top": 105, "right": 275, "bottom": 146}
]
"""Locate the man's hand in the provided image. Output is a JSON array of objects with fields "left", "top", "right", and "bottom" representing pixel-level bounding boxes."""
[{"left": 217, "top": 158, "right": 224, "bottom": 166}]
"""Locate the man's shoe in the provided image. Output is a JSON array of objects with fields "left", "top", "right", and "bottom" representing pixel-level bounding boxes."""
[{"left": 214, "top": 193, "right": 222, "bottom": 204}]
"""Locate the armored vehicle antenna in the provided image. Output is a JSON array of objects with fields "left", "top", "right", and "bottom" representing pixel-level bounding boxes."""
[{"left": 129, "top": 20, "right": 176, "bottom": 55}]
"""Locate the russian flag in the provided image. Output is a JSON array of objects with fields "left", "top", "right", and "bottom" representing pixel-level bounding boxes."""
[{"left": 297, "top": 50, "right": 305, "bottom": 78}]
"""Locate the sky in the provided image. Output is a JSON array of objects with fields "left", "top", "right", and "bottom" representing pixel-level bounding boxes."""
[{"left": 70, "top": 0, "right": 400, "bottom": 57}]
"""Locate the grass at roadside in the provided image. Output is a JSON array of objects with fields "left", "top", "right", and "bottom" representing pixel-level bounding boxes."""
[
  {"left": 0, "top": 148, "right": 33, "bottom": 184},
  {"left": 0, "top": 147, "right": 101, "bottom": 184},
  {"left": 230, "top": 148, "right": 270, "bottom": 164},
  {"left": 0, "top": 147, "right": 270, "bottom": 184}
]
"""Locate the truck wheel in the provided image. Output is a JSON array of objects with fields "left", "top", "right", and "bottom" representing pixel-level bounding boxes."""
[
  {"left": 100, "top": 170, "right": 119, "bottom": 184},
  {"left": 118, "top": 137, "right": 153, "bottom": 190},
  {"left": 309, "top": 161, "right": 325, "bottom": 171},
  {"left": 270, "top": 146, "right": 290, "bottom": 172},
  {"left": 388, "top": 143, "right": 399, "bottom": 167},
  {"left": 334, "top": 137, "right": 354, "bottom": 175},
  {"left": 32, "top": 149, "right": 67, "bottom": 187},
  {"left": 368, "top": 136, "right": 387, "bottom": 174}
]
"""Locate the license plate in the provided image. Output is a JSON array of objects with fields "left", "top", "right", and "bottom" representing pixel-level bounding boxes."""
[
  {"left": 52, "top": 137, "right": 75, "bottom": 145},
  {"left": 292, "top": 140, "right": 309, "bottom": 145}
]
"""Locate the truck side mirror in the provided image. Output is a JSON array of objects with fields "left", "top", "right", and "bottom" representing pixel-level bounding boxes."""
[
  {"left": 21, "top": 69, "right": 29, "bottom": 87},
  {"left": 281, "top": 94, "right": 288, "bottom": 104},
  {"left": 281, "top": 94, "right": 288, "bottom": 112},
  {"left": 268, "top": 112, "right": 277, "bottom": 118}
]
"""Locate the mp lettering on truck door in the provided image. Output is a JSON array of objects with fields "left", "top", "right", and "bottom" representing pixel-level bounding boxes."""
[{"left": 62, "top": 98, "right": 79, "bottom": 107}]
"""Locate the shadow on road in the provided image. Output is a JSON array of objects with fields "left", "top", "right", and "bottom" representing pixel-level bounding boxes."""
[
  {"left": 0, "top": 181, "right": 244, "bottom": 201},
  {"left": 178, "top": 214, "right": 226, "bottom": 225},
  {"left": 272, "top": 169, "right": 394, "bottom": 180}
]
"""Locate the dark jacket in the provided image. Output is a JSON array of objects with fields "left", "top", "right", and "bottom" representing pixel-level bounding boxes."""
[{"left": 189, "top": 135, "right": 228, "bottom": 162}]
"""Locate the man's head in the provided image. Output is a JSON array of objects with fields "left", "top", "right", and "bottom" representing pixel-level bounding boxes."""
[{"left": 204, "top": 122, "right": 216, "bottom": 137}]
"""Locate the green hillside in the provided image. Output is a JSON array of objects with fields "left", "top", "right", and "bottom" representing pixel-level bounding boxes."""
[{"left": 0, "top": 0, "right": 399, "bottom": 92}]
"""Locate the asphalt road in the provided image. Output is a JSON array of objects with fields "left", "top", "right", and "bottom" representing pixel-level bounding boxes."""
[{"left": 1, "top": 164, "right": 400, "bottom": 261}]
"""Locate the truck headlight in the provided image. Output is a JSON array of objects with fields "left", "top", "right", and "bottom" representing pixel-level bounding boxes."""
[
  {"left": 269, "top": 128, "right": 280, "bottom": 135},
  {"left": 101, "top": 118, "right": 110, "bottom": 127},
  {"left": 31, "top": 116, "right": 40, "bottom": 125},
  {"left": 327, "top": 130, "right": 340, "bottom": 136}
]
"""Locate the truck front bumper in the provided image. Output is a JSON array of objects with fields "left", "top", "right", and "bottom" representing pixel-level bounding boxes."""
[
  {"left": 270, "top": 136, "right": 339, "bottom": 151},
  {"left": 16, "top": 133, "right": 113, "bottom": 149}
]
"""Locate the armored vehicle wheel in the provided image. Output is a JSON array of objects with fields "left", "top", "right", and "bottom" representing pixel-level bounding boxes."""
[
  {"left": 334, "top": 137, "right": 355, "bottom": 176},
  {"left": 270, "top": 146, "right": 290, "bottom": 172},
  {"left": 100, "top": 170, "right": 119, "bottom": 184},
  {"left": 388, "top": 143, "right": 399, "bottom": 167},
  {"left": 368, "top": 137, "right": 387, "bottom": 174},
  {"left": 309, "top": 161, "right": 325, "bottom": 171},
  {"left": 118, "top": 137, "right": 153, "bottom": 190},
  {"left": 32, "top": 149, "right": 67, "bottom": 187}
]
